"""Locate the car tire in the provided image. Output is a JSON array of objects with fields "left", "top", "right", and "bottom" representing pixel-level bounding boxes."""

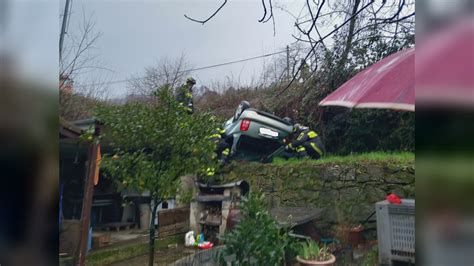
[{"left": 233, "top": 101, "right": 250, "bottom": 121}]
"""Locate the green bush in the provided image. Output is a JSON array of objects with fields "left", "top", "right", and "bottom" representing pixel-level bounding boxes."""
[
  {"left": 219, "top": 193, "right": 295, "bottom": 265},
  {"left": 322, "top": 108, "right": 414, "bottom": 155}
]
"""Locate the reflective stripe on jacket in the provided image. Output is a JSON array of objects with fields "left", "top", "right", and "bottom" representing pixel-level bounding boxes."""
[{"left": 289, "top": 129, "right": 325, "bottom": 156}]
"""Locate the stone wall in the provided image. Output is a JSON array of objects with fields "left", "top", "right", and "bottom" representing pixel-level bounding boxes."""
[{"left": 221, "top": 159, "right": 415, "bottom": 231}]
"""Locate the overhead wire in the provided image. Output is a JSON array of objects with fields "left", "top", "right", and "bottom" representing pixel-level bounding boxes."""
[{"left": 74, "top": 48, "right": 297, "bottom": 89}]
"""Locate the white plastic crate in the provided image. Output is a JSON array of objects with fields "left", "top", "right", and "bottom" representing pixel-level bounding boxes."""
[{"left": 376, "top": 199, "right": 415, "bottom": 265}]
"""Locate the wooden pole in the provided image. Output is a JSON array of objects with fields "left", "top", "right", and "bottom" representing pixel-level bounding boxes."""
[{"left": 76, "top": 140, "right": 99, "bottom": 265}]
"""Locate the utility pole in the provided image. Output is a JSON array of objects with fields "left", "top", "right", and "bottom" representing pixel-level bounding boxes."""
[
  {"left": 286, "top": 45, "right": 290, "bottom": 81},
  {"left": 59, "top": 0, "right": 71, "bottom": 62}
]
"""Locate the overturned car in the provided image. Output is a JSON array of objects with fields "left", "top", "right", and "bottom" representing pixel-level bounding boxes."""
[{"left": 223, "top": 101, "right": 294, "bottom": 161}]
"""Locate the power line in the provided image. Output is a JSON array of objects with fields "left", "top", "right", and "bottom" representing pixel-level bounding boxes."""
[{"left": 75, "top": 49, "right": 291, "bottom": 88}]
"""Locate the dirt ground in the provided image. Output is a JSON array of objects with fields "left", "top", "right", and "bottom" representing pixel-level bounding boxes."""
[{"left": 109, "top": 244, "right": 198, "bottom": 266}]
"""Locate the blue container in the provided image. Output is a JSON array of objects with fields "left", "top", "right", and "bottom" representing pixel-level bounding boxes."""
[{"left": 87, "top": 227, "right": 92, "bottom": 252}]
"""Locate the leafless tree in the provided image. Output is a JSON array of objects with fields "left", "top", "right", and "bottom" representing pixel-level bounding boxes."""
[
  {"left": 185, "top": 0, "right": 414, "bottom": 96},
  {"left": 291, "top": 0, "right": 414, "bottom": 69},
  {"left": 59, "top": 8, "right": 112, "bottom": 119},
  {"left": 259, "top": 42, "right": 308, "bottom": 86},
  {"left": 274, "top": 0, "right": 414, "bottom": 96},
  {"left": 127, "top": 54, "right": 190, "bottom": 96},
  {"left": 60, "top": 9, "right": 103, "bottom": 84}
]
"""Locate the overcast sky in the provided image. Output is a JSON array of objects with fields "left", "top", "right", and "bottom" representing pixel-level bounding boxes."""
[
  {"left": 1, "top": 1, "right": 58, "bottom": 88},
  {"left": 63, "top": 0, "right": 305, "bottom": 98}
]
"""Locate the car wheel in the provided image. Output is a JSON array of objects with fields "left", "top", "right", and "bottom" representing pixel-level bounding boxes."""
[{"left": 233, "top": 101, "right": 250, "bottom": 121}]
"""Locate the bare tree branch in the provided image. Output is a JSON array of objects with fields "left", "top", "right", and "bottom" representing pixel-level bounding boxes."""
[
  {"left": 259, "top": 0, "right": 267, "bottom": 22},
  {"left": 185, "top": 0, "right": 275, "bottom": 35},
  {"left": 271, "top": 4, "right": 276, "bottom": 36},
  {"left": 275, "top": 0, "right": 376, "bottom": 97},
  {"left": 314, "top": 25, "right": 329, "bottom": 52},
  {"left": 353, "top": 12, "right": 414, "bottom": 36},
  {"left": 262, "top": 0, "right": 274, "bottom": 23},
  {"left": 127, "top": 55, "right": 190, "bottom": 97},
  {"left": 275, "top": 5, "right": 298, "bottom": 20},
  {"left": 382, "top": 11, "right": 415, "bottom": 22},
  {"left": 339, "top": 0, "right": 362, "bottom": 69},
  {"left": 294, "top": 10, "right": 352, "bottom": 27},
  {"left": 302, "top": 0, "right": 326, "bottom": 61},
  {"left": 184, "top": 0, "right": 228, "bottom": 24},
  {"left": 259, "top": 0, "right": 275, "bottom": 35},
  {"left": 372, "top": 0, "right": 388, "bottom": 16},
  {"left": 305, "top": 0, "right": 326, "bottom": 36},
  {"left": 60, "top": 10, "right": 102, "bottom": 81},
  {"left": 292, "top": 33, "right": 315, "bottom": 43},
  {"left": 373, "top": 0, "right": 405, "bottom": 22}
]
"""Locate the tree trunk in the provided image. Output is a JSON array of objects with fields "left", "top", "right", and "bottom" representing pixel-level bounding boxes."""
[
  {"left": 331, "top": 0, "right": 361, "bottom": 90},
  {"left": 339, "top": 0, "right": 361, "bottom": 68},
  {"left": 148, "top": 198, "right": 161, "bottom": 266}
]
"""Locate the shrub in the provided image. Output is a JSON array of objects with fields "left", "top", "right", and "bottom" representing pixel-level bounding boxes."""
[{"left": 218, "top": 193, "right": 295, "bottom": 265}]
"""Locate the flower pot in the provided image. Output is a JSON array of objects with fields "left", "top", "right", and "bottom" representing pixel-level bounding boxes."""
[
  {"left": 349, "top": 224, "right": 364, "bottom": 247},
  {"left": 296, "top": 254, "right": 336, "bottom": 266}
]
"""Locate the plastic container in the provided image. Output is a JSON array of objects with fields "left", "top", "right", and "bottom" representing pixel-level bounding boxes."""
[
  {"left": 87, "top": 227, "right": 92, "bottom": 252},
  {"left": 376, "top": 199, "right": 415, "bottom": 265}
]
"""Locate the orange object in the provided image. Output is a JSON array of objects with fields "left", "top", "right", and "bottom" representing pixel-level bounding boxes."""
[
  {"left": 386, "top": 193, "right": 401, "bottom": 204},
  {"left": 94, "top": 145, "right": 101, "bottom": 186}
]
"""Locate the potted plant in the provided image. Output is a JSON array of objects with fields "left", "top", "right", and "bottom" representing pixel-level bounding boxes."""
[{"left": 297, "top": 240, "right": 336, "bottom": 266}]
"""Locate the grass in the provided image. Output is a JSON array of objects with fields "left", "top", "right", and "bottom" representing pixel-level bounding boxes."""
[
  {"left": 360, "top": 246, "right": 378, "bottom": 266},
  {"left": 85, "top": 234, "right": 183, "bottom": 266},
  {"left": 271, "top": 151, "right": 414, "bottom": 166},
  {"left": 417, "top": 154, "right": 474, "bottom": 181}
]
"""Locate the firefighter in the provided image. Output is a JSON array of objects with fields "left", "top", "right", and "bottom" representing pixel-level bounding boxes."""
[
  {"left": 176, "top": 77, "right": 196, "bottom": 114},
  {"left": 201, "top": 124, "right": 231, "bottom": 181},
  {"left": 286, "top": 123, "right": 325, "bottom": 159},
  {"left": 200, "top": 116, "right": 231, "bottom": 179},
  {"left": 208, "top": 126, "right": 231, "bottom": 164}
]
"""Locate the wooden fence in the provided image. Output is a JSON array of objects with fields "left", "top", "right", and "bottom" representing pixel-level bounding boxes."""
[{"left": 157, "top": 207, "right": 190, "bottom": 237}]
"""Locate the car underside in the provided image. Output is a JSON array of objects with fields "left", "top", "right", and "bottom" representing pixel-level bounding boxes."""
[{"left": 223, "top": 101, "right": 293, "bottom": 161}]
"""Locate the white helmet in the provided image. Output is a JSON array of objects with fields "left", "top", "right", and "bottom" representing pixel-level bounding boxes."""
[{"left": 293, "top": 123, "right": 308, "bottom": 132}]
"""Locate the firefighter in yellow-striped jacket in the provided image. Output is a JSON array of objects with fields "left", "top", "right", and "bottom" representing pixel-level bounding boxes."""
[
  {"left": 286, "top": 123, "right": 325, "bottom": 159},
  {"left": 208, "top": 127, "right": 231, "bottom": 164},
  {"left": 203, "top": 126, "right": 231, "bottom": 177},
  {"left": 176, "top": 77, "right": 195, "bottom": 114}
]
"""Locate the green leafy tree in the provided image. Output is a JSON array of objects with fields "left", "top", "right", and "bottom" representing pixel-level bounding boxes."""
[{"left": 96, "top": 85, "right": 218, "bottom": 266}]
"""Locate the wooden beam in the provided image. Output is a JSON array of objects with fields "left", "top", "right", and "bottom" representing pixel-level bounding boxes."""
[{"left": 76, "top": 140, "right": 99, "bottom": 265}]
